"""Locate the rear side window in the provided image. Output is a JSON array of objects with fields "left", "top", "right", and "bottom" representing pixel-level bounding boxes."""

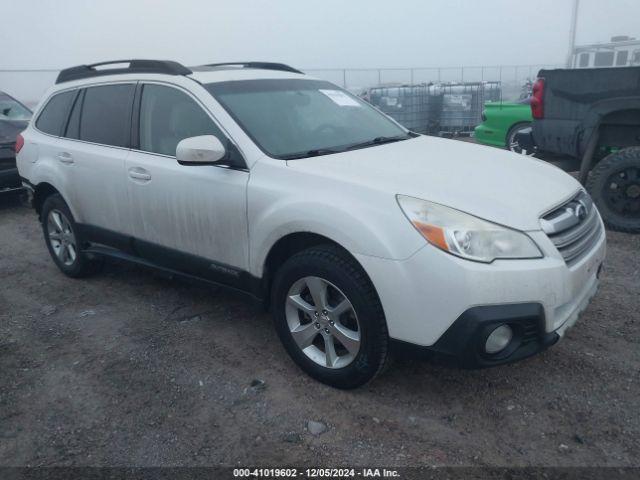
[
  {"left": 36, "top": 90, "right": 75, "bottom": 136},
  {"left": 79, "top": 84, "right": 135, "bottom": 147},
  {"left": 138, "top": 84, "right": 226, "bottom": 156}
]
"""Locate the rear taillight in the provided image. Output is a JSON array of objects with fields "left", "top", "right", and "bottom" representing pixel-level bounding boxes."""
[
  {"left": 531, "top": 78, "right": 545, "bottom": 119},
  {"left": 15, "top": 133, "right": 25, "bottom": 154}
]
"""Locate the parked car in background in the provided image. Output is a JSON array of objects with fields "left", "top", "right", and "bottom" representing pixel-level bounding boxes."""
[
  {"left": 17, "top": 60, "right": 605, "bottom": 388},
  {"left": 474, "top": 98, "right": 533, "bottom": 154},
  {"left": 525, "top": 66, "right": 640, "bottom": 233},
  {"left": 0, "top": 91, "right": 32, "bottom": 195}
]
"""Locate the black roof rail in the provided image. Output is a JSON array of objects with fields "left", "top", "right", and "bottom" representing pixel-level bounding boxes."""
[
  {"left": 56, "top": 60, "right": 193, "bottom": 84},
  {"left": 200, "top": 62, "right": 303, "bottom": 74}
]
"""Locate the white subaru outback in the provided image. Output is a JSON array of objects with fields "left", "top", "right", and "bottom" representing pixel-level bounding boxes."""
[{"left": 16, "top": 60, "right": 606, "bottom": 388}]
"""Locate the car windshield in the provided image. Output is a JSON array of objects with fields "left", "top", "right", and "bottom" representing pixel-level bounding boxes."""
[
  {"left": 0, "top": 94, "right": 32, "bottom": 121},
  {"left": 205, "top": 79, "right": 411, "bottom": 159}
]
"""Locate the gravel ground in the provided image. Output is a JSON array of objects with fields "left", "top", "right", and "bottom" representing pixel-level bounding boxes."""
[{"left": 1, "top": 196, "right": 639, "bottom": 468}]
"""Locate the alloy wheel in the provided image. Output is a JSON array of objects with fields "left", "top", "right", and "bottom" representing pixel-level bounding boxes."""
[
  {"left": 47, "top": 209, "right": 78, "bottom": 266},
  {"left": 285, "top": 276, "right": 361, "bottom": 369}
]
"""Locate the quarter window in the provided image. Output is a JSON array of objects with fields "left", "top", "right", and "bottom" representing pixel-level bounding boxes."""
[
  {"left": 139, "top": 84, "right": 226, "bottom": 157},
  {"left": 79, "top": 84, "right": 135, "bottom": 147},
  {"left": 35, "top": 90, "right": 75, "bottom": 136}
]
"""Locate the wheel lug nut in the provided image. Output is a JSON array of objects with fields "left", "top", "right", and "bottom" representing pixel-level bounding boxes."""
[
  {"left": 314, "top": 311, "right": 319, "bottom": 316},
  {"left": 315, "top": 322, "right": 320, "bottom": 329},
  {"left": 329, "top": 320, "right": 335, "bottom": 326},
  {"left": 322, "top": 310, "right": 328, "bottom": 315},
  {"left": 324, "top": 328, "right": 330, "bottom": 334}
]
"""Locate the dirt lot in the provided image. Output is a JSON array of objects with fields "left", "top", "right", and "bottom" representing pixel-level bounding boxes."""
[{"left": 1, "top": 196, "right": 639, "bottom": 468}]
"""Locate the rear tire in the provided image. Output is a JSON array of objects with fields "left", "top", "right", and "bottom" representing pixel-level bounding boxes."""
[
  {"left": 506, "top": 122, "right": 535, "bottom": 155},
  {"left": 41, "top": 194, "right": 103, "bottom": 277},
  {"left": 271, "top": 245, "right": 389, "bottom": 389},
  {"left": 587, "top": 147, "right": 640, "bottom": 233}
]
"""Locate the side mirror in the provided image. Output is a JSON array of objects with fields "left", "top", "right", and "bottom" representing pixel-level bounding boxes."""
[{"left": 176, "top": 135, "right": 226, "bottom": 165}]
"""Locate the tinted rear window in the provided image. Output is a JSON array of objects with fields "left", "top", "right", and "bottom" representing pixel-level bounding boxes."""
[
  {"left": 79, "top": 84, "right": 135, "bottom": 147},
  {"left": 36, "top": 90, "right": 75, "bottom": 136}
]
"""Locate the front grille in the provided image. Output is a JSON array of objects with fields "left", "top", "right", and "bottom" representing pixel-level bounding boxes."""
[{"left": 541, "top": 191, "right": 603, "bottom": 265}]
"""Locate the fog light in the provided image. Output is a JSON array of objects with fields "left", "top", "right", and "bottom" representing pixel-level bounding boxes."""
[{"left": 485, "top": 325, "right": 513, "bottom": 354}]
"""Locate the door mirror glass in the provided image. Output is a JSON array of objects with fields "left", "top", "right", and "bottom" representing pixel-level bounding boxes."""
[{"left": 176, "top": 135, "right": 226, "bottom": 165}]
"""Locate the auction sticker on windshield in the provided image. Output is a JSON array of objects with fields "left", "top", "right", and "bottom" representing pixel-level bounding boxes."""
[{"left": 319, "top": 89, "right": 361, "bottom": 107}]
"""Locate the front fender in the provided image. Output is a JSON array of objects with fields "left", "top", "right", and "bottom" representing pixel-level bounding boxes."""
[{"left": 249, "top": 197, "right": 425, "bottom": 277}]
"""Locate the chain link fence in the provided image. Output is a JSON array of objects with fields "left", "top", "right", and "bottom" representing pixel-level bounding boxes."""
[
  {"left": 305, "top": 64, "right": 562, "bottom": 101},
  {"left": 0, "top": 64, "right": 562, "bottom": 107}
]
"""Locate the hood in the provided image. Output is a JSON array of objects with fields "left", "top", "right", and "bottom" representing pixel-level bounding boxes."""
[
  {"left": 287, "top": 135, "right": 581, "bottom": 231},
  {"left": 0, "top": 119, "right": 28, "bottom": 145}
]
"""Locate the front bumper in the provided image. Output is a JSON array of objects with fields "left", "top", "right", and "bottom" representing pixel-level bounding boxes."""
[
  {"left": 355, "top": 224, "right": 606, "bottom": 365},
  {"left": 392, "top": 303, "right": 560, "bottom": 368},
  {"left": 394, "top": 274, "right": 599, "bottom": 368}
]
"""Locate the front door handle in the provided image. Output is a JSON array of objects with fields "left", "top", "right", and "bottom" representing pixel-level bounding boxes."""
[
  {"left": 57, "top": 152, "right": 74, "bottom": 164},
  {"left": 128, "top": 167, "right": 151, "bottom": 181}
]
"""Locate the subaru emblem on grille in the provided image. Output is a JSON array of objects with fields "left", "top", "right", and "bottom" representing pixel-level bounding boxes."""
[{"left": 541, "top": 192, "right": 601, "bottom": 265}]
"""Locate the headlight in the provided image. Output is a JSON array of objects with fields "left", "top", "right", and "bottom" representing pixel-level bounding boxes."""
[{"left": 397, "top": 195, "right": 542, "bottom": 263}]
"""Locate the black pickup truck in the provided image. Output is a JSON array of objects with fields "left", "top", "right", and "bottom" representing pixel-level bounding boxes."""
[{"left": 526, "top": 66, "right": 640, "bottom": 233}]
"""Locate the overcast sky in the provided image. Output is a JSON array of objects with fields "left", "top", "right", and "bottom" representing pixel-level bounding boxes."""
[
  {"left": 2, "top": 0, "right": 640, "bottom": 102},
  {"left": 3, "top": 0, "right": 640, "bottom": 68}
]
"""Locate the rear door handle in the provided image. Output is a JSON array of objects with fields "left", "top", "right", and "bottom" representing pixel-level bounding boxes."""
[
  {"left": 57, "top": 152, "right": 74, "bottom": 164},
  {"left": 128, "top": 167, "right": 151, "bottom": 181}
]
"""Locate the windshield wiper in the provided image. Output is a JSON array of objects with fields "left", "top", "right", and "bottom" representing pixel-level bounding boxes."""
[
  {"left": 279, "top": 133, "right": 416, "bottom": 160},
  {"left": 344, "top": 134, "right": 414, "bottom": 152},
  {"left": 280, "top": 148, "right": 340, "bottom": 160}
]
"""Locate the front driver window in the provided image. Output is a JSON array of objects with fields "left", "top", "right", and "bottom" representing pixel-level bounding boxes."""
[{"left": 139, "top": 84, "right": 226, "bottom": 157}]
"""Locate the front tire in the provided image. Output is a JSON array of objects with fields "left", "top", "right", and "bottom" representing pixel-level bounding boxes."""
[
  {"left": 41, "top": 194, "right": 102, "bottom": 277},
  {"left": 271, "top": 245, "right": 389, "bottom": 389},
  {"left": 587, "top": 147, "right": 640, "bottom": 233}
]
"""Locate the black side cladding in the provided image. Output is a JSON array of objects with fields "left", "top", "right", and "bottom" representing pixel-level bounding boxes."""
[{"left": 56, "top": 60, "right": 193, "bottom": 84}]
